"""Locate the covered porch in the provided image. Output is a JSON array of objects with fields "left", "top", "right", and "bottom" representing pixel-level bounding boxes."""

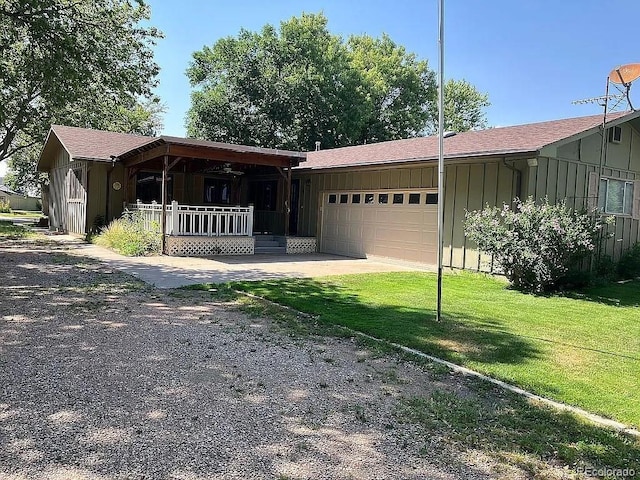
[{"left": 116, "top": 136, "right": 315, "bottom": 255}]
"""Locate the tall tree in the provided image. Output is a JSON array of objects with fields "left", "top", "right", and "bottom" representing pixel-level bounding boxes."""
[
  {"left": 441, "top": 79, "right": 490, "bottom": 134},
  {"left": 346, "top": 33, "right": 436, "bottom": 143},
  {"left": 0, "top": 0, "right": 162, "bottom": 163},
  {"left": 187, "top": 13, "right": 364, "bottom": 151},
  {"left": 187, "top": 13, "right": 489, "bottom": 151}
]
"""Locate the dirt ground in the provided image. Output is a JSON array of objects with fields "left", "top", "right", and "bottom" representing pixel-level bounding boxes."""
[{"left": 0, "top": 235, "right": 585, "bottom": 479}]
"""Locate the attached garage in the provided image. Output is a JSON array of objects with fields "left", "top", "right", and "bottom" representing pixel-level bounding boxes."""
[{"left": 320, "top": 189, "right": 438, "bottom": 264}]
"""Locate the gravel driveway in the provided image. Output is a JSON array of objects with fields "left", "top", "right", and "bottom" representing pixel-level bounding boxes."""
[{"left": 0, "top": 235, "right": 568, "bottom": 479}]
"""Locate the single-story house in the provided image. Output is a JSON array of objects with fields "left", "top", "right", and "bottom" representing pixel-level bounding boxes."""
[
  {"left": 0, "top": 184, "right": 41, "bottom": 211},
  {"left": 37, "top": 111, "right": 640, "bottom": 268}
]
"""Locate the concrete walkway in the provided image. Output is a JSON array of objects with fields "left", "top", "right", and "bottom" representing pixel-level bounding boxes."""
[{"left": 40, "top": 232, "right": 432, "bottom": 288}]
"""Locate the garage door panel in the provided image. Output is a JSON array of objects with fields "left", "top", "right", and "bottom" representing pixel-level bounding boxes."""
[{"left": 320, "top": 191, "right": 438, "bottom": 265}]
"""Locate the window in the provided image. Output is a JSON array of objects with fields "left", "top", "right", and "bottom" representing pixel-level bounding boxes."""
[
  {"left": 340, "top": 194, "right": 349, "bottom": 204},
  {"left": 408, "top": 193, "right": 421, "bottom": 204},
  {"left": 608, "top": 126, "right": 622, "bottom": 144},
  {"left": 393, "top": 193, "right": 404, "bottom": 204},
  {"left": 352, "top": 193, "right": 361, "bottom": 204},
  {"left": 365, "top": 193, "right": 375, "bottom": 204},
  {"left": 378, "top": 193, "right": 388, "bottom": 204},
  {"left": 426, "top": 193, "right": 438, "bottom": 204},
  {"left": 204, "top": 178, "right": 231, "bottom": 204},
  {"left": 136, "top": 171, "right": 172, "bottom": 203},
  {"left": 599, "top": 178, "right": 633, "bottom": 215},
  {"left": 328, "top": 194, "right": 337, "bottom": 204}
]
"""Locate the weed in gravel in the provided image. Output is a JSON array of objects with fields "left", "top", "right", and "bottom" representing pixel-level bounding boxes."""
[{"left": 353, "top": 405, "right": 368, "bottom": 423}]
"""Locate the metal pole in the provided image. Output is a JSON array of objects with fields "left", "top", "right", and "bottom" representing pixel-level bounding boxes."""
[
  {"left": 436, "top": 0, "right": 445, "bottom": 322},
  {"left": 597, "top": 77, "right": 610, "bottom": 189},
  {"left": 594, "top": 76, "right": 610, "bottom": 266}
]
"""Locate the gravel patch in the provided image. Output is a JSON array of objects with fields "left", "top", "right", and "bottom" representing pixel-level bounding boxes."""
[{"left": 0, "top": 235, "right": 577, "bottom": 479}]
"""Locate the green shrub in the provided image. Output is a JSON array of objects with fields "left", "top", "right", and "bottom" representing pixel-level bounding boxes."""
[
  {"left": 617, "top": 242, "right": 640, "bottom": 280},
  {"left": 94, "top": 210, "right": 161, "bottom": 256},
  {"left": 465, "top": 197, "right": 611, "bottom": 292},
  {"left": 0, "top": 200, "right": 11, "bottom": 213}
]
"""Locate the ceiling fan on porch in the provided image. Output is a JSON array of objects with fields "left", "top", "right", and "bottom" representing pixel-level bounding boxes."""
[{"left": 220, "top": 163, "right": 244, "bottom": 175}]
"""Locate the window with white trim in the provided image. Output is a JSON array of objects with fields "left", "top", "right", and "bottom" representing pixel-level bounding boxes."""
[{"left": 598, "top": 178, "right": 633, "bottom": 215}]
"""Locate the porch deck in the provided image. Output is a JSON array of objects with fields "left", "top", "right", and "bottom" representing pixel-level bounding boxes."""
[{"left": 128, "top": 201, "right": 315, "bottom": 256}]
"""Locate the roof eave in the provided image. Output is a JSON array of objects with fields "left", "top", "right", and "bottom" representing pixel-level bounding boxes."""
[
  {"left": 295, "top": 149, "right": 538, "bottom": 171},
  {"left": 543, "top": 110, "right": 640, "bottom": 150}
]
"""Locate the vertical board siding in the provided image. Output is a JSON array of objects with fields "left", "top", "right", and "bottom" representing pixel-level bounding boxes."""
[
  {"left": 292, "top": 155, "right": 640, "bottom": 269},
  {"left": 535, "top": 157, "right": 549, "bottom": 200},
  {"left": 465, "top": 164, "right": 486, "bottom": 270},
  {"left": 451, "top": 165, "right": 470, "bottom": 268},
  {"left": 443, "top": 165, "right": 457, "bottom": 267},
  {"left": 556, "top": 160, "right": 568, "bottom": 201}
]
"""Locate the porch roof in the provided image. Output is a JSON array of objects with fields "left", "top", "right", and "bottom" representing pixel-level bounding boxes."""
[
  {"left": 37, "top": 125, "right": 306, "bottom": 172},
  {"left": 117, "top": 136, "right": 306, "bottom": 169}
]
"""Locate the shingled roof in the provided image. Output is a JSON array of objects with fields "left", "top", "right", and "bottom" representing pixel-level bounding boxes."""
[
  {"left": 38, "top": 125, "right": 305, "bottom": 171},
  {"left": 300, "top": 111, "right": 637, "bottom": 170},
  {"left": 49, "top": 125, "right": 156, "bottom": 162}
]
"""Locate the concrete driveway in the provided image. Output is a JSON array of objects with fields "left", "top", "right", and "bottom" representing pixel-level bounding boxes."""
[{"left": 45, "top": 233, "right": 432, "bottom": 288}]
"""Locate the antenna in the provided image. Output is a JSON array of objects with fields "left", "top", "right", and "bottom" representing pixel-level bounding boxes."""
[
  {"left": 571, "top": 94, "right": 625, "bottom": 107},
  {"left": 573, "top": 63, "right": 640, "bottom": 112},
  {"left": 592, "top": 64, "right": 640, "bottom": 230}
]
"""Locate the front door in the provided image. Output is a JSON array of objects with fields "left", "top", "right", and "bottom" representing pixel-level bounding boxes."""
[{"left": 249, "top": 180, "right": 280, "bottom": 234}]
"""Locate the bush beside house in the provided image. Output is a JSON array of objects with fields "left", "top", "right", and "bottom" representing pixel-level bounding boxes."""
[
  {"left": 465, "top": 197, "right": 612, "bottom": 292},
  {"left": 94, "top": 210, "right": 161, "bottom": 256}
]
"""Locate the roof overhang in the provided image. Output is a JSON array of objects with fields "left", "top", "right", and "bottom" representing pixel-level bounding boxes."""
[
  {"left": 294, "top": 149, "right": 538, "bottom": 172},
  {"left": 545, "top": 109, "right": 640, "bottom": 151},
  {"left": 118, "top": 136, "right": 306, "bottom": 170}
]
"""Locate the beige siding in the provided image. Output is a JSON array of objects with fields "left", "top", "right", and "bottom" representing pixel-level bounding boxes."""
[
  {"left": 530, "top": 154, "right": 640, "bottom": 262},
  {"left": 86, "top": 162, "right": 107, "bottom": 231},
  {"left": 295, "top": 159, "right": 518, "bottom": 270}
]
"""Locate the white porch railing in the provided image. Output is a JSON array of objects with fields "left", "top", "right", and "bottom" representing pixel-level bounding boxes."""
[{"left": 128, "top": 201, "right": 254, "bottom": 237}]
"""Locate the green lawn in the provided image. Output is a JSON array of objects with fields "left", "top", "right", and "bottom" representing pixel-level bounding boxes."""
[
  {"left": 228, "top": 272, "right": 640, "bottom": 428},
  {"left": 0, "top": 210, "right": 43, "bottom": 218}
]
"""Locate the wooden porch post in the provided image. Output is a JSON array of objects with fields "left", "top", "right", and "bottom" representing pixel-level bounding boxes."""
[
  {"left": 161, "top": 155, "right": 168, "bottom": 254},
  {"left": 284, "top": 162, "right": 292, "bottom": 236}
]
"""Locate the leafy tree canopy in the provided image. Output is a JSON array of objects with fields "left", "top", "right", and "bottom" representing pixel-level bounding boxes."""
[
  {"left": 0, "top": 0, "right": 164, "bottom": 194},
  {"left": 186, "top": 12, "right": 489, "bottom": 151}
]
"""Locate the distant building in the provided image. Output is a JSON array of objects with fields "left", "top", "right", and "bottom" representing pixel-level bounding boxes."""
[{"left": 0, "top": 184, "right": 41, "bottom": 211}]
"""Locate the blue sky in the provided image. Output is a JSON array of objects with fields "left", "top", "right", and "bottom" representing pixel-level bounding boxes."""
[{"left": 149, "top": 0, "right": 640, "bottom": 136}]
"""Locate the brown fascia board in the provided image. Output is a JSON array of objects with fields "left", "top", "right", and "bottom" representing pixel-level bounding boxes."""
[
  {"left": 71, "top": 156, "right": 116, "bottom": 163},
  {"left": 115, "top": 137, "right": 163, "bottom": 158},
  {"left": 294, "top": 149, "right": 538, "bottom": 172},
  {"left": 116, "top": 137, "right": 307, "bottom": 165},
  {"left": 160, "top": 136, "right": 307, "bottom": 160}
]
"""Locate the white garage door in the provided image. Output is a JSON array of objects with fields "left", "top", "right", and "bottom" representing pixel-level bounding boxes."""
[{"left": 320, "top": 190, "right": 438, "bottom": 264}]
